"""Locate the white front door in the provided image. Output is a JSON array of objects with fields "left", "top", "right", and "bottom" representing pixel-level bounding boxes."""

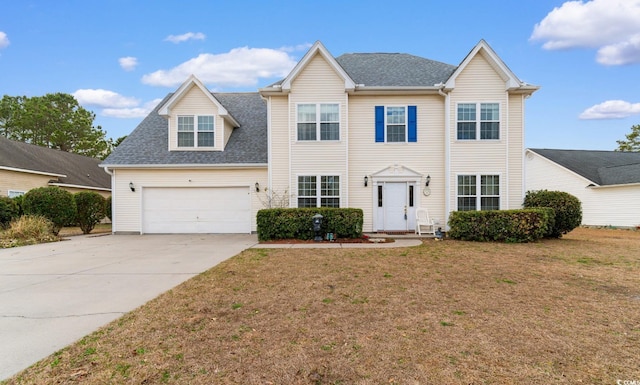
[
  {"left": 384, "top": 183, "right": 407, "bottom": 230},
  {"left": 375, "top": 182, "right": 417, "bottom": 231}
]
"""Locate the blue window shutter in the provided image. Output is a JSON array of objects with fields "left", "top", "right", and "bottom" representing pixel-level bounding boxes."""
[
  {"left": 408, "top": 105, "right": 417, "bottom": 142},
  {"left": 375, "top": 106, "right": 384, "bottom": 142}
]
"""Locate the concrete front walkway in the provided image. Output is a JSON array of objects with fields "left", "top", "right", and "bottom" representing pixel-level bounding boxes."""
[{"left": 0, "top": 233, "right": 257, "bottom": 380}]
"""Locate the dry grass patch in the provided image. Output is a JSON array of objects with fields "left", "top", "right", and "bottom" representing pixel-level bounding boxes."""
[{"left": 5, "top": 228, "right": 640, "bottom": 384}]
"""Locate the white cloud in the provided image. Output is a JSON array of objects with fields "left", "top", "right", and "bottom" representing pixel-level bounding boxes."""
[
  {"left": 103, "top": 98, "right": 163, "bottom": 119},
  {"left": 531, "top": 0, "right": 640, "bottom": 65},
  {"left": 596, "top": 34, "right": 640, "bottom": 65},
  {"left": 119, "top": 56, "right": 138, "bottom": 71},
  {"left": 73, "top": 89, "right": 139, "bottom": 108},
  {"left": 164, "top": 32, "right": 206, "bottom": 44},
  {"left": 141, "top": 46, "right": 297, "bottom": 88},
  {"left": 0, "top": 31, "right": 9, "bottom": 49},
  {"left": 579, "top": 100, "right": 640, "bottom": 119},
  {"left": 279, "top": 43, "right": 313, "bottom": 53}
]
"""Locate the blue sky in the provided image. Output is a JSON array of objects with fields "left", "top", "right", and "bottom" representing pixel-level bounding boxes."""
[{"left": 1, "top": 0, "right": 639, "bottom": 150}]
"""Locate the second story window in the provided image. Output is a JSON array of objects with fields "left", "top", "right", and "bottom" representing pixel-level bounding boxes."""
[
  {"left": 177, "top": 115, "right": 215, "bottom": 148},
  {"left": 375, "top": 106, "right": 417, "bottom": 143},
  {"left": 297, "top": 103, "right": 340, "bottom": 141},
  {"left": 457, "top": 103, "right": 500, "bottom": 140}
]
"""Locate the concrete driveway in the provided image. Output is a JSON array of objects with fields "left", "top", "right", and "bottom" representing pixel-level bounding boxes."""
[{"left": 0, "top": 233, "right": 257, "bottom": 380}]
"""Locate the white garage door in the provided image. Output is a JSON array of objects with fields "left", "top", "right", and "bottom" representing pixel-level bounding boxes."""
[{"left": 142, "top": 187, "right": 251, "bottom": 234}]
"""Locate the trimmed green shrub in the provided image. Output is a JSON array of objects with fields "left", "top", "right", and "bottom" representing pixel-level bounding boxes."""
[
  {"left": 448, "top": 208, "right": 555, "bottom": 243},
  {"left": 257, "top": 208, "right": 363, "bottom": 241},
  {"left": 0, "top": 196, "right": 20, "bottom": 229},
  {"left": 105, "top": 195, "right": 112, "bottom": 221},
  {"left": 523, "top": 190, "right": 582, "bottom": 238},
  {"left": 74, "top": 192, "right": 106, "bottom": 234},
  {"left": 22, "top": 187, "right": 77, "bottom": 235}
]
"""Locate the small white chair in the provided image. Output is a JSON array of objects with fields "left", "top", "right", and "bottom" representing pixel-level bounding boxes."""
[{"left": 415, "top": 208, "right": 436, "bottom": 236}]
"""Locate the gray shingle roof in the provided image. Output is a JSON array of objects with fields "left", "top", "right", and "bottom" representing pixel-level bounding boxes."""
[
  {"left": 0, "top": 135, "right": 111, "bottom": 190},
  {"left": 335, "top": 53, "right": 457, "bottom": 87},
  {"left": 102, "top": 92, "right": 267, "bottom": 166},
  {"left": 529, "top": 148, "right": 640, "bottom": 186}
]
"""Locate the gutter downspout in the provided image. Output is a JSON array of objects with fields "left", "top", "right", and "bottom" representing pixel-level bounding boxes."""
[
  {"left": 437, "top": 86, "right": 451, "bottom": 231},
  {"left": 102, "top": 166, "right": 115, "bottom": 233}
]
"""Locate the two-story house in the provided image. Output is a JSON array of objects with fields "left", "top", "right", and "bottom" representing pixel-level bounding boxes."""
[{"left": 101, "top": 40, "right": 538, "bottom": 234}]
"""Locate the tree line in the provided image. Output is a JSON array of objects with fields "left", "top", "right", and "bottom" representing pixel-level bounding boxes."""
[{"left": 0, "top": 93, "right": 125, "bottom": 159}]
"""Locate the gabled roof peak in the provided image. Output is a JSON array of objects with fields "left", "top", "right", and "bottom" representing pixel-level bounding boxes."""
[
  {"left": 444, "top": 39, "right": 539, "bottom": 94},
  {"left": 279, "top": 41, "right": 356, "bottom": 91},
  {"left": 157, "top": 75, "right": 239, "bottom": 127}
]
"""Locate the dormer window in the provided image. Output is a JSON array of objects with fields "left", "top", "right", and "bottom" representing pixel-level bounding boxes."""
[{"left": 177, "top": 115, "right": 215, "bottom": 148}]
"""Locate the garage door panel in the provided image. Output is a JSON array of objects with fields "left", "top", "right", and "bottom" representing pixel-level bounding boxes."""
[{"left": 142, "top": 187, "right": 250, "bottom": 234}]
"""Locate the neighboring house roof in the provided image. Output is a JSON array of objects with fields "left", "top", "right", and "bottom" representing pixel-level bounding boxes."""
[
  {"left": 0, "top": 135, "right": 111, "bottom": 190},
  {"left": 528, "top": 148, "right": 640, "bottom": 186},
  {"left": 102, "top": 92, "right": 267, "bottom": 166},
  {"left": 335, "top": 53, "right": 457, "bottom": 87}
]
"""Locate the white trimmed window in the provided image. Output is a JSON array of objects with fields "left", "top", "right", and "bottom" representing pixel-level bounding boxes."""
[
  {"left": 457, "top": 174, "right": 500, "bottom": 211},
  {"left": 297, "top": 104, "right": 339, "bottom": 141},
  {"left": 297, "top": 175, "right": 340, "bottom": 208},
  {"left": 457, "top": 103, "right": 500, "bottom": 140},
  {"left": 177, "top": 115, "right": 215, "bottom": 147},
  {"left": 8, "top": 190, "right": 25, "bottom": 198},
  {"left": 386, "top": 106, "right": 406, "bottom": 142}
]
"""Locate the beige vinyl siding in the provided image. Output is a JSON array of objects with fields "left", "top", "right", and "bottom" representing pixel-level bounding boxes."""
[
  {"left": 348, "top": 95, "right": 446, "bottom": 231},
  {"left": 507, "top": 94, "right": 525, "bottom": 208},
  {"left": 223, "top": 120, "right": 234, "bottom": 148},
  {"left": 169, "top": 85, "right": 224, "bottom": 151},
  {"left": 268, "top": 96, "right": 291, "bottom": 202},
  {"left": 526, "top": 152, "right": 640, "bottom": 227},
  {"left": 448, "top": 53, "right": 522, "bottom": 210},
  {"left": 0, "top": 169, "right": 54, "bottom": 197},
  {"left": 111, "top": 167, "right": 266, "bottom": 233},
  {"left": 288, "top": 53, "right": 348, "bottom": 206}
]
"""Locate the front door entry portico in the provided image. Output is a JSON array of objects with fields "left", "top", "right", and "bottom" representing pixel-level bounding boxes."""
[
  {"left": 371, "top": 164, "right": 422, "bottom": 232},
  {"left": 375, "top": 181, "right": 417, "bottom": 231}
]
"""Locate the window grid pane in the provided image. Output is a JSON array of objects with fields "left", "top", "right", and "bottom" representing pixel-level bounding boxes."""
[
  {"left": 457, "top": 175, "right": 477, "bottom": 211},
  {"left": 298, "top": 176, "right": 316, "bottom": 197},
  {"left": 297, "top": 104, "right": 317, "bottom": 141},
  {"left": 386, "top": 107, "right": 406, "bottom": 143},
  {"left": 320, "top": 104, "right": 339, "bottom": 122},
  {"left": 320, "top": 123, "right": 339, "bottom": 140},
  {"left": 457, "top": 122, "right": 476, "bottom": 140},
  {"left": 480, "top": 103, "right": 499, "bottom": 120},
  {"left": 458, "top": 197, "right": 477, "bottom": 211},
  {"left": 457, "top": 175, "right": 476, "bottom": 196},
  {"left": 320, "top": 176, "right": 339, "bottom": 208},
  {"left": 178, "top": 116, "right": 194, "bottom": 132},
  {"left": 480, "top": 122, "right": 499, "bottom": 140},
  {"left": 198, "top": 132, "right": 214, "bottom": 147},
  {"left": 178, "top": 132, "right": 194, "bottom": 147},
  {"left": 197, "top": 116, "right": 214, "bottom": 131},
  {"left": 298, "top": 198, "right": 316, "bottom": 208},
  {"left": 387, "top": 125, "right": 406, "bottom": 142},
  {"left": 321, "top": 198, "right": 340, "bottom": 208},
  {"left": 320, "top": 104, "right": 339, "bottom": 141},
  {"left": 457, "top": 104, "right": 476, "bottom": 121},
  {"left": 298, "top": 123, "right": 317, "bottom": 140},
  {"left": 481, "top": 175, "right": 500, "bottom": 196},
  {"left": 481, "top": 197, "right": 500, "bottom": 210},
  {"left": 297, "top": 104, "right": 316, "bottom": 122}
]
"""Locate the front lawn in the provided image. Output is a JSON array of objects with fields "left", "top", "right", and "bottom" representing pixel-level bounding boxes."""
[{"left": 4, "top": 227, "right": 640, "bottom": 384}]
